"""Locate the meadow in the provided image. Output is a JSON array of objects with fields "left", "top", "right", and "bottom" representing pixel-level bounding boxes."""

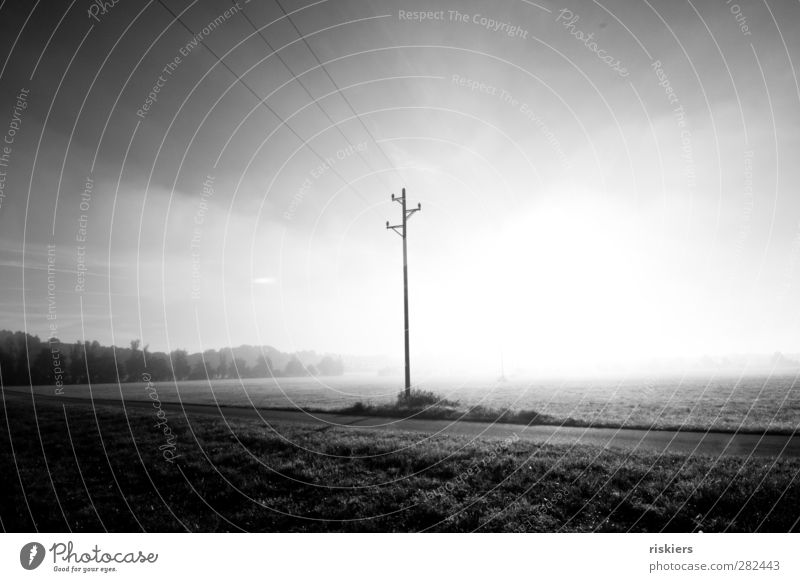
[
  {"left": 1, "top": 395, "right": 798, "bottom": 532},
  {"left": 13, "top": 371, "right": 800, "bottom": 433}
]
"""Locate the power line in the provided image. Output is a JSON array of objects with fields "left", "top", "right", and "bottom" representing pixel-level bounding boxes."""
[
  {"left": 155, "top": 0, "right": 377, "bottom": 210},
  {"left": 233, "top": 0, "right": 393, "bottom": 191},
  {"left": 385, "top": 187, "right": 421, "bottom": 397},
  {"left": 273, "top": 0, "right": 405, "bottom": 185}
]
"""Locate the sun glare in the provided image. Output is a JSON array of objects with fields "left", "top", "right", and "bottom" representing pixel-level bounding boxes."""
[{"left": 424, "top": 197, "right": 664, "bottom": 371}]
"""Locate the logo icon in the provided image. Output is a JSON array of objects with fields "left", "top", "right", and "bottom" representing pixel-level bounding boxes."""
[{"left": 20, "top": 542, "right": 46, "bottom": 570}]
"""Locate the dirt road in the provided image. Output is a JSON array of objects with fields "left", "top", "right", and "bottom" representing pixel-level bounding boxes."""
[{"left": 4, "top": 389, "right": 798, "bottom": 458}]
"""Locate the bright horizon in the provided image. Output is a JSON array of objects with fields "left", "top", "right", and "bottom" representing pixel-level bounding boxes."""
[{"left": 1, "top": 0, "right": 799, "bottom": 376}]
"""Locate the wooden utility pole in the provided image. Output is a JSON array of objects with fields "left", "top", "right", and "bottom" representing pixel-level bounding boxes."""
[{"left": 386, "top": 188, "right": 421, "bottom": 398}]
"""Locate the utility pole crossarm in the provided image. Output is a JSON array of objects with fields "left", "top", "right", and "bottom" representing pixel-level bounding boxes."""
[
  {"left": 385, "top": 221, "right": 404, "bottom": 237},
  {"left": 385, "top": 187, "right": 421, "bottom": 398}
]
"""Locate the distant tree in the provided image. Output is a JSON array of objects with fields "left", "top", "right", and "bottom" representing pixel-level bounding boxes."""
[
  {"left": 230, "top": 357, "right": 249, "bottom": 379},
  {"left": 0, "top": 336, "right": 15, "bottom": 384},
  {"left": 113, "top": 347, "right": 126, "bottom": 381},
  {"left": 29, "top": 346, "right": 52, "bottom": 385},
  {"left": 87, "top": 341, "right": 119, "bottom": 384},
  {"left": 0, "top": 330, "right": 33, "bottom": 385},
  {"left": 0, "top": 329, "right": 333, "bottom": 387},
  {"left": 252, "top": 354, "right": 273, "bottom": 378},
  {"left": 201, "top": 349, "right": 218, "bottom": 367},
  {"left": 188, "top": 361, "right": 209, "bottom": 380},
  {"left": 68, "top": 341, "right": 86, "bottom": 384},
  {"left": 217, "top": 350, "right": 228, "bottom": 379},
  {"left": 284, "top": 356, "right": 306, "bottom": 377},
  {"left": 83, "top": 341, "right": 97, "bottom": 382},
  {"left": 126, "top": 340, "right": 146, "bottom": 381},
  {"left": 146, "top": 353, "right": 171, "bottom": 382},
  {"left": 171, "top": 349, "right": 190, "bottom": 381}
]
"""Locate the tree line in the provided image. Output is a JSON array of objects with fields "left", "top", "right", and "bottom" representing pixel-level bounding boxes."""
[{"left": 0, "top": 330, "right": 344, "bottom": 386}]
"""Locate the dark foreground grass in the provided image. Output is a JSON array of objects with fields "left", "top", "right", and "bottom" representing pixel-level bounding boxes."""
[{"left": 1, "top": 394, "right": 798, "bottom": 532}]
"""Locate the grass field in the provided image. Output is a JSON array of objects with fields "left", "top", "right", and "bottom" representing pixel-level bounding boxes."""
[
  {"left": 13, "top": 371, "right": 800, "bottom": 433},
  {"left": 1, "top": 394, "right": 798, "bottom": 532}
]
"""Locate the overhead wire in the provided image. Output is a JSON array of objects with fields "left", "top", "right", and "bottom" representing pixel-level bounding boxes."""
[
  {"left": 273, "top": 0, "right": 406, "bottom": 185},
  {"left": 233, "top": 0, "right": 395, "bottom": 191},
  {"left": 155, "top": 0, "right": 381, "bottom": 210}
]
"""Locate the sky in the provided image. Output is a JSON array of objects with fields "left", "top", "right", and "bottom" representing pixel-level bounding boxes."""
[{"left": 0, "top": 0, "right": 799, "bottom": 375}]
